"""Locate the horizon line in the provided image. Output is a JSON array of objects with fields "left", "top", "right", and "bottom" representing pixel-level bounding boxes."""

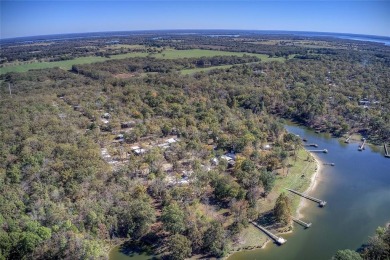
[{"left": 2, "top": 29, "right": 390, "bottom": 42}]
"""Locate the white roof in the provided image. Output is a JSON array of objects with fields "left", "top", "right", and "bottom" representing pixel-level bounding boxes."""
[
  {"left": 133, "top": 148, "right": 146, "bottom": 154},
  {"left": 166, "top": 138, "right": 177, "bottom": 144},
  {"left": 221, "top": 155, "right": 234, "bottom": 161},
  {"left": 157, "top": 143, "right": 170, "bottom": 149}
]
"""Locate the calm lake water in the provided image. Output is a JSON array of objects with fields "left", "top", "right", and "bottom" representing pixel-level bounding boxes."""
[
  {"left": 109, "top": 244, "right": 155, "bottom": 260},
  {"left": 228, "top": 124, "right": 390, "bottom": 260},
  {"left": 110, "top": 124, "right": 390, "bottom": 260}
]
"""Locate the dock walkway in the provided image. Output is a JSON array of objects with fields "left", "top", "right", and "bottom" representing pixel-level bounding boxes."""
[
  {"left": 358, "top": 139, "right": 366, "bottom": 151},
  {"left": 292, "top": 217, "right": 312, "bottom": 228},
  {"left": 324, "top": 162, "right": 335, "bottom": 166},
  {"left": 307, "top": 149, "right": 328, "bottom": 153},
  {"left": 250, "top": 221, "right": 286, "bottom": 245},
  {"left": 304, "top": 144, "right": 319, "bottom": 148},
  {"left": 385, "top": 144, "right": 390, "bottom": 158},
  {"left": 286, "top": 188, "right": 327, "bottom": 207}
]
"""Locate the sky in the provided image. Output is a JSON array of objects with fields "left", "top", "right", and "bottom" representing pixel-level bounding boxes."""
[{"left": 1, "top": 0, "right": 390, "bottom": 39}]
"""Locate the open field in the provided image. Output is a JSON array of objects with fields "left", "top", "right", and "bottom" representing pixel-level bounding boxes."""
[
  {"left": 153, "top": 49, "right": 288, "bottom": 61},
  {"left": 180, "top": 53, "right": 292, "bottom": 75},
  {"left": 230, "top": 224, "right": 269, "bottom": 252},
  {"left": 230, "top": 148, "right": 317, "bottom": 251},
  {"left": 0, "top": 52, "right": 150, "bottom": 74},
  {"left": 258, "top": 149, "right": 317, "bottom": 213},
  {"left": 0, "top": 49, "right": 289, "bottom": 75}
]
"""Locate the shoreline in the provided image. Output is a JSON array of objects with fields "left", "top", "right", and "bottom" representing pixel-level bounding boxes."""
[
  {"left": 226, "top": 149, "right": 323, "bottom": 259},
  {"left": 296, "top": 152, "right": 323, "bottom": 219},
  {"left": 111, "top": 150, "right": 324, "bottom": 260}
]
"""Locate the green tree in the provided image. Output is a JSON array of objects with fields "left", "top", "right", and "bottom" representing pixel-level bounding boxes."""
[
  {"left": 366, "top": 224, "right": 390, "bottom": 258},
  {"left": 273, "top": 192, "right": 292, "bottom": 226},
  {"left": 118, "top": 196, "right": 156, "bottom": 239},
  {"left": 0, "top": 230, "right": 12, "bottom": 259},
  {"left": 203, "top": 221, "right": 227, "bottom": 257},
  {"left": 332, "top": 249, "right": 362, "bottom": 260},
  {"left": 18, "top": 232, "right": 42, "bottom": 257},
  {"left": 128, "top": 197, "right": 156, "bottom": 238},
  {"left": 161, "top": 202, "right": 186, "bottom": 234},
  {"left": 167, "top": 234, "right": 192, "bottom": 260},
  {"left": 212, "top": 176, "right": 241, "bottom": 201},
  {"left": 260, "top": 170, "right": 275, "bottom": 195}
]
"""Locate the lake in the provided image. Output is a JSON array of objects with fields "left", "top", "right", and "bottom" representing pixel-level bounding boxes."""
[{"left": 227, "top": 124, "right": 390, "bottom": 260}]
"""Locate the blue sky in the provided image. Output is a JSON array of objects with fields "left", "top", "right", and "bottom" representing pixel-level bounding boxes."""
[{"left": 1, "top": 1, "right": 389, "bottom": 39}]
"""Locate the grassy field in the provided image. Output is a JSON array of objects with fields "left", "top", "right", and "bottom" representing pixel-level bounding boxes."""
[
  {"left": 0, "top": 52, "right": 150, "bottom": 74},
  {"left": 180, "top": 54, "right": 290, "bottom": 75},
  {"left": 153, "top": 49, "right": 288, "bottom": 62},
  {"left": 258, "top": 149, "right": 317, "bottom": 213},
  {"left": 231, "top": 148, "right": 317, "bottom": 251},
  {"left": 0, "top": 49, "right": 289, "bottom": 75}
]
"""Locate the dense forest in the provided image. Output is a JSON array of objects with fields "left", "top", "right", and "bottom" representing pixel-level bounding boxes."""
[{"left": 1, "top": 32, "right": 389, "bottom": 259}]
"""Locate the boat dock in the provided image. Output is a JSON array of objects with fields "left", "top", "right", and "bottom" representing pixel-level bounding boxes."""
[
  {"left": 250, "top": 221, "right": 286, "bottom": 245},
  {"left": 324, "top": 162, "right": 335, "bottom": 166},
  {"left": 304, "top": 144, "right": 319, "bottom": 148},
  {"left": 345, "top": 136, "right": 351, "bottom": 143},
  {"left": 292, "top": 217, "right": 312, "bottom": 228},
  {"left": 358, "top": 139, "right": 366, "bottom": 151},
  {"left": 384, "top": 144, "right": 390, "bottom": 158},
  {"left": 307, "top": 149, "right": 328, "bottom": 153},
  {"left": 286, "top": 188, "right": 327, "bottom": 207}
]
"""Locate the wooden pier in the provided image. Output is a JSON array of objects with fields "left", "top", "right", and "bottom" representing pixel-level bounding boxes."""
[
  {"left": 286, "top": 188, "right": 327, "bottom": 207},
  {"left": 384, "top": 144, "right": 390, "bottom": 158},
  {"left": 307, "top": 149, "right": 328, "bottom": 153},
  {"left": 324, "top": 162, "right": 335, "bottom": 166},
  {"left": 345, "top": 136, "right": 351, "bottom": 143},
  {"left": 292, "top": 217, "right": 312, "bottom": 228},
  {"left": 358, "top": 139, "right": 366, "bottom": 151},
  {"left": 250, "top": 221, "right": 286, "bottom": 245}
]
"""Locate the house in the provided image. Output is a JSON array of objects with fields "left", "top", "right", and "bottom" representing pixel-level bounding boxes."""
[
  {"left": 115, "top": 134, "right": 124, "bottom": 142},
  {"left": 121, "top": 121, "right": 136, "bottom": 129},
  {"left": 166, "top": 138, "right": 178, "bottom": 144},
  {"left": 263, "top": 144, "right": 272, "bottom": 150},
  {"left": 220, "top": 153, "right": 236, "bottom": 166},
  {"left": 73, "top": 105, "right": 83, "bottom": 111},
  {"left": 130, "top": 146, "right": 146, "bottom": 155},
  {"left": 358, "top": 100, "right": 370, "bottom": 106},
  {"left": 102, "top": 113, "right": 111, "bottom": 119},
  {"left": 157, "top": 137, "right": 178, "bottom": 149},
  {"left": 211, "top": 157, "right": 219, "bottom": 166},
  {"left": 225, "top": 153, "right": 236, "bottom": 160}
]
